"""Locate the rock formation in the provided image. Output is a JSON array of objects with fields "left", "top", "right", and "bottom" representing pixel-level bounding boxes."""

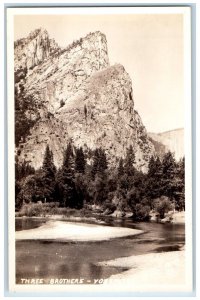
[
  {"left": 14, "top": 28, "right": 60, "bottom": 71},
  {"left": 15, "top": 28, "right": 155, "bottom": 172},
  {"left": 149, "top": 128, "right": 184, "bottom": 160}
]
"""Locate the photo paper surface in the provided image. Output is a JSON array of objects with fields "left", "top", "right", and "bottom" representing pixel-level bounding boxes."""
[{"left": 7, "top": 6, "right": 193, "bottom": 294}]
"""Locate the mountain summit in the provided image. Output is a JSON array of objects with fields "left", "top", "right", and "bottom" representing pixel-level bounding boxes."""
[
  {"left": 15, "top": 30, "right": 155, "bottom": 172},
  {"left": 14, "top": 28, "right": 61, "bottom": 71}
]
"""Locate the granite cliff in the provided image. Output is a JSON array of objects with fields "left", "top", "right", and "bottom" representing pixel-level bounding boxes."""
[
  {"left": 15, "top": 29, "right": 155, "bottom": 172},
  {"left": 149, "top": 128, "right": 184, "bottom": 161},
  {"left": 14, "top": 28, "right": 60, "bottom": 71}
]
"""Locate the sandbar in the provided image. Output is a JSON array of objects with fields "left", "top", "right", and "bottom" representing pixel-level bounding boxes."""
[
  {"left": 16, "top": 220, "right": 143, "bottom": 241},
  {"left": 100, "top": 250, "right": 186, "bottom": 291}
]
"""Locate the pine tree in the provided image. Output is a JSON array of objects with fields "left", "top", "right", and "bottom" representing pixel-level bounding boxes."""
[
  {"left": 89, "top": 148, "right": 108, "bottom": 203},
  {"left": 98, "top": 148, "right": 108, "bottom": 173},
  {"left": 117, "top": 145, "right": 136, "bottom": 199},
  {"left": 58, "top": 142, "right": 78, "bottom": 208},
  {"left": 93, "top": 173, "right": 108, "bottom": 204},
  {"left": 16, "top": 174, "right": 37, "bottom": 206},
  {"left": 124, "top": 145, "right": 136, "bottom": 176},
  {"left": 91, "top": 148, "right": 99, "bottom": 179},
  {"left": 75, "top": 147, "right": 86, "bottom": 173},
  {"left": 161, "top": 151, "right": 177, "bottom": 200},
  {"left": 173, "top": 157, "right": 185, "bottom": 210},
  {"left": 91, "top": 148, "right": 108, "bottom": 179},
  {"left": 146, "top": 156, "right": 163, "bottom": 201},
  {"left": 42, "top": 145, "right": 56, "bottom": 177},
  {"left": 15, "top": 157, "right": 35, "bottom": 181},
  {"left": 117, "top": 158, "right": 124, "bottom": 178},
  {"left": 148, "top": 156, "right": 156, "bottom": 177},
  {"left": 63, "top": 142, "right": 74, "bottom": 170},
  {"left": 40, "top": 145, "right": 56, "bottom": 202}
]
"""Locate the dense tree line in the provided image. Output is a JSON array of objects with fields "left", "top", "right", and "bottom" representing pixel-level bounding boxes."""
[{"left": 15, "top": 143, "right": 185, "bottom": 220}]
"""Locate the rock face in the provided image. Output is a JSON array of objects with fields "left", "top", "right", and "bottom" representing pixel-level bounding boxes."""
[
  {"left": 14, "top": 28, "right": 60, "bottom": 71},
  {"left": 15, "top": 29, "right": 155, "bottom": 172},
  {"left": 15, "top": 30, "right": 109, "bottom": 115},
  {"left": 148, "top": 128, "right": 184, "bottom": 160}
]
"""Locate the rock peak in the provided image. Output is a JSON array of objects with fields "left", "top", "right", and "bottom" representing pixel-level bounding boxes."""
[
  {"left": 14, "top": 28, "right": 60, "bottom": 71},
  {"left": 28, "top": 27, "right": 49, "bottom": 39},
  {"left": 86, "top": 30, "right": 106, "bottom": 38},
  {"left": 15, "top": 29, "right": 155, "bottom": 172},
  {"left": 15, "top": 28, "right": 49, "bottom": 48}
]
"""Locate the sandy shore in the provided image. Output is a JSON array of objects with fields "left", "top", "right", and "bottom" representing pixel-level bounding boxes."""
[
  {"left": 99, "top": 250, "right": 186, "bottom": 290},
  {"left": 160, "top": 211, "right": 185, "bottom": 224},
  {"left": 16, "top": 220, "right": 143, "bottom": 241},
  {"left": 171, "top": 211, "right": 185, "bottom": 224}
]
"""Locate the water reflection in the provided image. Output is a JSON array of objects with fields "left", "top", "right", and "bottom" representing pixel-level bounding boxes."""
[
  {"left": 15, "top": 217, "right": 46, "bottom": 231},
  {"left": 16, "top": 218, "right": 185, "bottom": 284}
]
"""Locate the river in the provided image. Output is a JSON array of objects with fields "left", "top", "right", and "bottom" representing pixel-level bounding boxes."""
[{"left": 15, "top": 217, "right": 185, "bottom": 284}]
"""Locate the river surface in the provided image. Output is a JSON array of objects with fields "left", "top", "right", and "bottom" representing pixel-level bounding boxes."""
[{"left": 15, "top": 217, "right": 185, "bottom": 284}]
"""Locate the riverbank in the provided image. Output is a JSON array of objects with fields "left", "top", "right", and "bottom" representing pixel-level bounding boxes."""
[
  {"left": 16, "top": 202, "right": 185, "bottom": 225},
  {"left": 15, "top": 220, "right": 143, "bottom": 241},
  {"left": 159, "top": 211, "right": 185, "bottom": 224},
  {"left": 16, "top": 211, "right": 185, "bottom": 225},
  {"left": 100, "top": 250, "right": 186, "bottom": 290}
]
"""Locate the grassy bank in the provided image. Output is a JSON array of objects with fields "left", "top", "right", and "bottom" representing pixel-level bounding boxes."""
[{"left": 16, "top": 202, "right": 93, "bottom": 218}]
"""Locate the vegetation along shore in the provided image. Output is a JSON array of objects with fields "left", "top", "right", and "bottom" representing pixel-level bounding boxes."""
[{"left": 15, "top": 141, "right": 185, "bottom": 224}]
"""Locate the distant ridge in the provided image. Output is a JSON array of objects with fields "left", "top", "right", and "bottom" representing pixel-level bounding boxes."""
[{"left": 148, "top": 128, "right": 184, "bottom": 160}]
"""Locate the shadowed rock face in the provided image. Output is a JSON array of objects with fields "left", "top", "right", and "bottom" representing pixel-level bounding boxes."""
[{"left": 15, "top": 29, "right": 155, "bottom": 172}]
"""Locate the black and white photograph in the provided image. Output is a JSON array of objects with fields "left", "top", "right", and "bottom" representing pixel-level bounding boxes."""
[{"left": 7, "top": 6, "right": 193, "bottom": 294}]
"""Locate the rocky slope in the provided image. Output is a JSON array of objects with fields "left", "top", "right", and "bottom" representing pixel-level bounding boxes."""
[
  {"left": 149, "top": 128, "right": 184, "bottom": 160},
  {"left": 15, "top": 29, "right": 155, "bottom": 172}
]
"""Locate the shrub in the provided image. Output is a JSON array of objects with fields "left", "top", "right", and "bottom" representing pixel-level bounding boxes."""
[
  {"left": 18, "top": 202, "right": 60, "bottom": 217},
  {"left": 134, "top": 204, "right": 151, "bottom": 221},
  {"left": 103, "top": 200, "right": 116, "bottom": 213},
  {"left": 60, "top": 100, "right": 65, "bottom": 108},
  {"left": 18, "top": 203, "right": 43, "bottom": 217},
  {"left": 153, "top": 196, "right": 174, "bottom": 219}
]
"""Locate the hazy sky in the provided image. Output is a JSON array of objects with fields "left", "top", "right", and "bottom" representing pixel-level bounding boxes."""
[{"left": 14, "top": 13, "right": 184, "bottom": 133}]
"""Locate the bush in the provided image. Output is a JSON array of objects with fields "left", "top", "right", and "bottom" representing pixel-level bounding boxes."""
[
  {"left": 103, "top": 200, "right": 116, "bottom": 213},
  {"left": 60, "top": 100, "right": 65, "bottom": 108},
  {"left": 19, "top": 203, "right": 43, "bottom": 217},
  {"left": 153, "top": 196, "right": 174, "bottom": 219},
  {"left": 134, "top": 204, "right": 151, "bottom": 221},
  {"left": 18, "top": 202, "right": 60, "bottom": 217},
  {"left": 18, "top": 203, "right": 93, "bottom": 218}
]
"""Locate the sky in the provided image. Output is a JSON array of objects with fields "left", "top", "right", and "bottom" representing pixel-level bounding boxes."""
[{"left": 14, "top": 13, "right": 184, "bottom": 133}]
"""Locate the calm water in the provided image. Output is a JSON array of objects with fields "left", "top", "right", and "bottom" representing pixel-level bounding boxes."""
[{"left": 15, "top": 217, "right": 185, "bottom": 284}]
